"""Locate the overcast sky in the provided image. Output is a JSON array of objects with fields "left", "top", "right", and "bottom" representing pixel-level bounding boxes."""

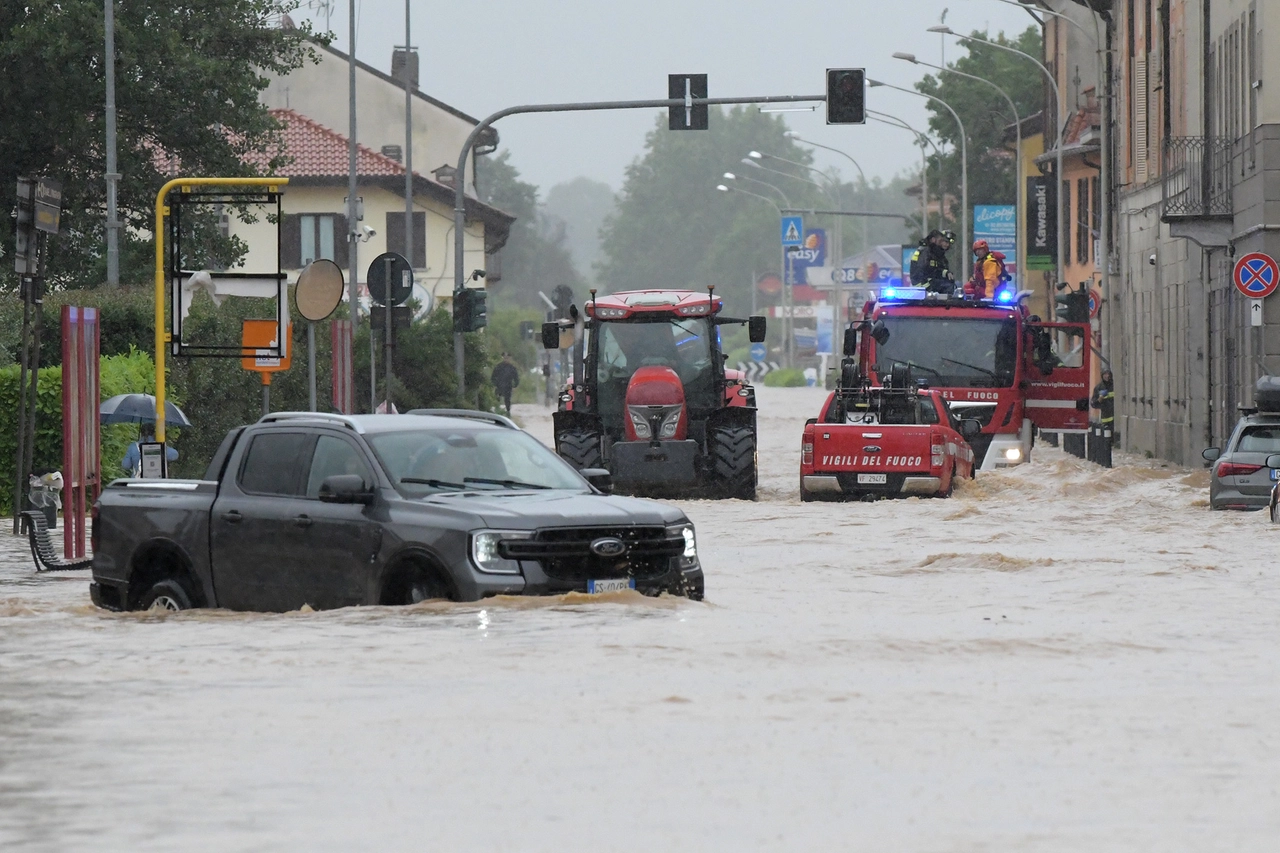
[{"left": 292, "top": 0, "right": 1040, "bottom": 192}]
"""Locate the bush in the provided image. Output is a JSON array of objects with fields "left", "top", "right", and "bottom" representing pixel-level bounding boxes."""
[{"left": 762, "top": 367, "right": 807, "bottom": 387}]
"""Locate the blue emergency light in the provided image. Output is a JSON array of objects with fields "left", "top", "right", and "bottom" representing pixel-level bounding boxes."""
[
  {"left": 994, "top": 289, "right": 1016, "bottom": 304},
  {"left": 880, "top": 286, "right": 927, "bottom": 302}
]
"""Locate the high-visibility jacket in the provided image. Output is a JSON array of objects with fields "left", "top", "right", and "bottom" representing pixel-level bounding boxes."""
[{"left": 965, "top": 251, "right": 1008, "bottom": 299}]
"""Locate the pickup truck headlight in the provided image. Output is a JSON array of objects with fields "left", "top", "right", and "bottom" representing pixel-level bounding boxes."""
[
  {"left": 668, "top": 523, "right": 698, "bottom": 569},
  {"left": 470, "top": 530, "right": 531, "bottom": 574}
]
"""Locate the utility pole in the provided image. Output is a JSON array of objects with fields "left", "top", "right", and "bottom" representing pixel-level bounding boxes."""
[
  {"left": 345, "top": 0, "right": 358, "bottom": 412},
  {"left": 104, "top": 0, "right": 120, "bottom": 285}
]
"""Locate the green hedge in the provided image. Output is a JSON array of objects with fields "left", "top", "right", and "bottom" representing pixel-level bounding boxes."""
[
  {"left": 0, "top": 350, "right": 161, "bottom": 515},
  {"left": 762, "top": 367, "right": 807, "bottom": 387}
]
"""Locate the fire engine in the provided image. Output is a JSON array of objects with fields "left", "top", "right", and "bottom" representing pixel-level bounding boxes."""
[{"left": 853, "top": 285, "right": 1092, "bottom": 469}]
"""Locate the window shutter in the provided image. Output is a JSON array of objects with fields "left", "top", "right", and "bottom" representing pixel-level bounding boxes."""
[
  {"left": 412, "top": 212, "right": 426, "bottom": 268},
  {"left": 332, "top": 215, "right": 349, "bottom": 268},
  {"left": 385, "top": 211, "right": 406, "bottom": 262},
  {"left": 281, "top": 214, "right": 302, "bottom": 269}
]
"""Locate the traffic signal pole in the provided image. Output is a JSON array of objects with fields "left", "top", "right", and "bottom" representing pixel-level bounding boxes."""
[{"left": 449, "top": 92, "right": 826, "bottom": 399}]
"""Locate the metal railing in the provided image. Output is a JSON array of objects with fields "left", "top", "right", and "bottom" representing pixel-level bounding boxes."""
[{"left": 1162, "top": 137, "right": 1233, "bottom": 218}]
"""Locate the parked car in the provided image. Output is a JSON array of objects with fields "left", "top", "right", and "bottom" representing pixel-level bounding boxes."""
[
  {"left": 1202, "top": 411, "right": 1280, "bottom": 510},
  {"left": 90, "top": 410, "right": 704, "bottom": 612}
]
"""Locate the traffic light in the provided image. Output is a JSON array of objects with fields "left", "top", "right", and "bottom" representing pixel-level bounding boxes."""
[
  {"left": 1055, "top": 283, "right": 1090, "bottom": 324},
  {"left": 826, "top": 68, "right": 866, "bottom": 125},
  {"left": 453, "top": 287, "right": 488, "bottom": 332}
]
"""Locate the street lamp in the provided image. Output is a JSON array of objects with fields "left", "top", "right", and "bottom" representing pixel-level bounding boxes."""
[
  {"left": 723, "top": 171, "right": 790, "bottom": 206},
  {"left": 867, "top": 78, "right": 969, "bottom": 266},
  {"left": 929, "top": 25, "right": 1064, "bottom": 285},
  {"left": 894, "top": 51, "right": 1024, "bottom": 287},
  {"left": 750, "top": 149, "right": 850, "bottom": 356},
  {"left": 867, "top": 110, "right": 939, "bottom": 235},
  {"left": 715, "top": 183, "right": 794, "bottom": 367}
]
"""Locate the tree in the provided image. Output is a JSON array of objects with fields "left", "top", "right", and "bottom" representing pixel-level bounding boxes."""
[
  {"left": 915, "top": 27, "right": 1044, "bottom": 240},
  {"left": 544, "top": 177, "right": 616, "bottom": 287},
  {"left": 476, "top": 150, "right": 584, "bottom": 311},
  {"left": 0, "top": 1, "right": 321, "bottom": 289}
]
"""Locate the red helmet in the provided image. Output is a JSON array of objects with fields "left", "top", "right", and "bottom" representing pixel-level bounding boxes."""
[{"left": 972, "top": 239, "right": 989, "bottom": 255}]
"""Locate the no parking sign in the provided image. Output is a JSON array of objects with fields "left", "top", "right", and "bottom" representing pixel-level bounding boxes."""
[{"left": 1233, "top": 252, "right": 1280, "bottom": 299}]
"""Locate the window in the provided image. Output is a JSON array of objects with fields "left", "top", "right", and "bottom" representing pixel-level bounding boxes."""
[
  {"left": 1076, "top": 178, "right": 1090, "bottom": 265},
  {"left": 305, "top": 435, "right": 373, "bottom": 498},
  {"left": 281, "top": 213, "right": 348, "bottom": 269},
  {"left": 238, "top": 432, "right": 315, "bottom": 496},
  {"left": 1236, "top": 426, "right": 1280, "bottom": 453},
  {"left": 385, "top": 211, "right": 427, "bottom": 268},
  {"left": 1062, "top": 180, "right": 1072, "bottom": 264}
]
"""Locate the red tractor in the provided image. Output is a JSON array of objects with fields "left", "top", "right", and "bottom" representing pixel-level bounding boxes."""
[{"left": 541, "top": 289, "right": 767, "bottom": 499}]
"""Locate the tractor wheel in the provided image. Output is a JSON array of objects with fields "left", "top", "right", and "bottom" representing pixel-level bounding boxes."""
[
  {"left": 557, "top": 429, "right": 603, "bottom": 471},
  {"left": 710, "top": 425, "right": 757, "bottom": 500}
]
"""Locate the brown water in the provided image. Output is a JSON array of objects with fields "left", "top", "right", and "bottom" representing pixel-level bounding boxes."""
[{"left": 2, "top": 386, "right": 1277, "bottom": 851}]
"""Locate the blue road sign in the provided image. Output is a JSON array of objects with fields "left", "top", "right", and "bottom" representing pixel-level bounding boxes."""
[
  {"left": 750, "top": 342, "right": 766, "bottom": 362},
  {"left": 780, "top": 215, "right": 803, "bottom": 247}
]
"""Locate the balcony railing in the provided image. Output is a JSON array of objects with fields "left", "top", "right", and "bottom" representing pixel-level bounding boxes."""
[{"left": 1162, "top": 137, "right": 1233, "bottom": 219}]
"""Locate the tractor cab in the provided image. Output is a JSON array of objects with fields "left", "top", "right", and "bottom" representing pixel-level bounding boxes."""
[{"left": 541, "top": 289, "right": 766, "bottom": 499}]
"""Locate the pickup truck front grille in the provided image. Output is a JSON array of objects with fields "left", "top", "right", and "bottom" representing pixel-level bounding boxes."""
[{"left": 500, "top": 526, "right": 683, "bottom": 581}]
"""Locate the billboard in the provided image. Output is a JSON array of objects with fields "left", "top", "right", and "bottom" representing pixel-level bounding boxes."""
[
  {"left": 973, "top": 205, "right": 1017, "bottom": 284},
  {"left": 1025, "top": 176, "right": 1057, "bottom": 271},
  {"left": 785, "top": 228, "right": 826, "bottom": 285}
]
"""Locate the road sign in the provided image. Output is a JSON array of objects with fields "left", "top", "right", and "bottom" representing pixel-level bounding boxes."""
[
  {"left": 668, "top": 74, "right": 708, "bottom": 130},
  {"left": 1088, "top": 288, "right": 1102, "bottom": 319},
  {"left": 367, "top": 251, "right": 413, "bottom": 306},
  {"left": 241, "top": 320, "right": 292, "bottom": 372},
  {"left": 1252, "top": 299, "right": 1264, "bottom": 327},
  {"left": 781, "top": 215, "right": 803, "bottom": 247},
  {"left": 1233, "top": 251, "right": 1280, "bottom": 299},
  {"left": 33, "top": 178, "right": 62, "bottom": 235},
  {"left": 750, "top": 342, "right": 766, "bottom": 362}
]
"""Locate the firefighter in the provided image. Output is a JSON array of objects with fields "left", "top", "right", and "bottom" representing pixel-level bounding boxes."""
[
  {"left": 965, "top": 239, "right": 1007, "bottom": 300},
  {"left": 908, "top": 229, "right": 956, "bottom": 294},
  {"left": 1091, "top": 368, "right": 1115, "bottom": 436}
]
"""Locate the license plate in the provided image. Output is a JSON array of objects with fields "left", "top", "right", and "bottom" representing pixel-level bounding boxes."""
[
  {"left": 856, "top": 473, "right": 888, "bottom": 484},
  {"left": 1271, "top": 469, "right": 1280, "bottom": 481},
  {"left": 587, "top": 578, "right": 635, "bottom": 594}
]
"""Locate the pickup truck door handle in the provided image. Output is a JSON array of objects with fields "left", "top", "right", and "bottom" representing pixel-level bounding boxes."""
[
  {"left": 294, "top": 514, "right": 313, "bottom": 529},
  {"left": 220, "top": 510, "right": 243, "bottom": 523}
]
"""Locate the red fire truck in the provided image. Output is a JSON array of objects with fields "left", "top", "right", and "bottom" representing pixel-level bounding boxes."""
[{"left": 852, "top": 285, "right": 1092, "bottom": 470}]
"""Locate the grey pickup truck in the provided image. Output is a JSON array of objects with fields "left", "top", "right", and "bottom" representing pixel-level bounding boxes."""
[{"left": 90, "top": 411, "right": 703, "bottom": 612}]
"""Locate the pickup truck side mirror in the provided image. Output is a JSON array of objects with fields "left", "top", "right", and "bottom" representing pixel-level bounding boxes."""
[
  {"left": 959, "top": 418, "right": 982, "bottom": 439},
  {"left": 1201, "top": 447, "right": 1221, "bottom": 462},
  {"left": 579, "top": 467, "right": 613, "bottom": 494},
  {"left": 747, "top": 316, "right": 767, "bottom": 343},
  {"left": 541, "top": 322, "right": 561, "bottom": 350},
  {"left": 319, "top": 474, "right": 375, "bottom": 505}
]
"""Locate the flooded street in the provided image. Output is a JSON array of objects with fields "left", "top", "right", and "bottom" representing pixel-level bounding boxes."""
[{"left": 2, "top": 386, "right": 1278, "bottom": 851}]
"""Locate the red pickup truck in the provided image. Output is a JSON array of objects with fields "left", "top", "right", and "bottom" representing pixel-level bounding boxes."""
[{"left": 800, "top": 382, "right": 978, "bottom": 501}]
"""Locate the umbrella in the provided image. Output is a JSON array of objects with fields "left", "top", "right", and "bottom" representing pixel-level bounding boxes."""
[{"left": 99, "top": 394, "right": 193, "bottom": 428}]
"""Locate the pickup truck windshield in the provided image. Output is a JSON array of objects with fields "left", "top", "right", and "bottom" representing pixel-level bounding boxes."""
[
  {"left": 368, "top": 427, "right": 586, "bottom": 494},
  {"left": 874, "top": 316, "right": 1018, "bottom": 388}
]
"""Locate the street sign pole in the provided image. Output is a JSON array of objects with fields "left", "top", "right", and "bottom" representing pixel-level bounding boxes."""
[{"left": 383, "top": 255, "right": 393, "bottom": 410}]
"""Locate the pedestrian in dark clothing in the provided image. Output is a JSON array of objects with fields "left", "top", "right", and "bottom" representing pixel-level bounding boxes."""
[
  {"left": 491, "top": 353, "right": 520, "bottom": 414},
  {"left": 908, "top": 229, "right": 956, "bottom": 294}
]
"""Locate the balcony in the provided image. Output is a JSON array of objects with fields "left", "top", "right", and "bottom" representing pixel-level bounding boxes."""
[{"left": 1161, "top": 137, "right": 1233, "bottom": 220}]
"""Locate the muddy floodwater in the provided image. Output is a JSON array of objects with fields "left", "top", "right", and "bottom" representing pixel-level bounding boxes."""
[{"left": 2, "top": 386, "right": 1278, "bottom": 851}]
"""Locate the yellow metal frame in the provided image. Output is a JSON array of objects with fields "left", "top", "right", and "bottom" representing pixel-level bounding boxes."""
[{"left": 153, "top": 177, "right": 287, "bottom": 442}]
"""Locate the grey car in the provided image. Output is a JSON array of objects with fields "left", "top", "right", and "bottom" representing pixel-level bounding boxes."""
[
  {"left": 90, "top": 411, "right": 704, "bottom": 612},
  {"left": 1202, "top": 412, "right": 1280, "bottom": 510}
]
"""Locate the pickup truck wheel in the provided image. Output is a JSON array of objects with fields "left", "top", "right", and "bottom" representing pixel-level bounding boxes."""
[
  {"left": 710, "top": 425, "right": 757, "bottom": 500},
  {"left": 385, "top": 565, "right": 454, "bottom": 605},
  {"left": 557, "top": 429, "right": 603, "bottom": 471},
  {"left": 139, "top": 578, "right": 193, "bottom": 612},
  {"left": 939, "top": 465, "right": 955, "bottom": 498}
]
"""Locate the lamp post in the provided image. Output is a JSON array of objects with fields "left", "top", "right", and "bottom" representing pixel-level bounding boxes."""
[
  {"left": 867, "top": 110, "right": 941, "bottom": 236},
  {"left": 723, "top": 171, "right": 790, "bottom": 206},
  {"left": 104, "top": 0, "right": 120, "bottom": 285},
  {"left": 894, "top": 51, "right": 1023, "bottom": 287},
  {"left": 749, "top": 149, "right": 848, "bottom": 356},
  {"left": 929, "top": 25, "right": 1065, "bottom": 287},
  {"left": 868, "top": 78, "right": 969, "bottom": 268},
  {"left": 345, "top": 0, "right": 358, "bottom": 413},
  {"left": 986, "top": 0, "right": 1110, "bottom": 355},
  {"left": 716, "top": 183, "right": 793, "bottom": 367},
  {"left": 781, "top": 131, "right": 870, "bottom": 252}
]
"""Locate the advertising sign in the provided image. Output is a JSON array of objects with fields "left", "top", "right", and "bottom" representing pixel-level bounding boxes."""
[
  {"left": 1025, "top": 176, "right": 1057, "bottom": 271},
  {"left": 786, "top": 228, "right": 826, "bottom": 285},
  {"left": 973, "top": 205, "right": 1017, "bottom": 284}
]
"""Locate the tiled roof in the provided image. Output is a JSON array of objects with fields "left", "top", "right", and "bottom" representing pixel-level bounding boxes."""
[{"left": 249, "top": 108, "right": 409, "bottom": 178}]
